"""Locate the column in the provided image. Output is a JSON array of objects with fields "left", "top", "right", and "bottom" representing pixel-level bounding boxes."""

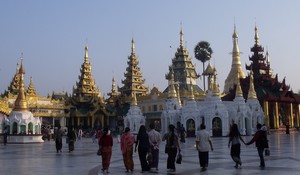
[
  {"left": 290, "top": 103, "right": 294, "bottom": 127},
  {"left": 275, "top": 102, "right": 279, "bottom": 129},
  {"left": 263, "top": 101, "right": 269, "bottom": 128}
]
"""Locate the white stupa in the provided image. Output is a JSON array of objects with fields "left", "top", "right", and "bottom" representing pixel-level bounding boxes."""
[
  {"left": 124, "top": 93, "right": 145, "bottom": 134},
  {"left": 3, "top": 59, "right": 43, "bottom": 143}
]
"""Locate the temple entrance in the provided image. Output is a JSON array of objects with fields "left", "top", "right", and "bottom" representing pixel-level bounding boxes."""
[
  {"left": 186, "top": 119, "right": 195, "bottom": 137},
  {"left": 212, "top": 117, "right": 222, "bottom": 137}
]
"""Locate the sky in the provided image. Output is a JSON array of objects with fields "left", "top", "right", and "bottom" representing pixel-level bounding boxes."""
[{"left": 1, "top": 1, "right": 300, "bottom": 97}]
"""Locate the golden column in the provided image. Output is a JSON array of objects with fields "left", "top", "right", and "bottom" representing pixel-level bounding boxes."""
[
  {"left": 290, "top": 103, "right": 294, "bottom": 127},
  {"left": 263, "top": 101, "right": 269, "bottom": 128},
  {"left": 275, "top": 102, "right": 279, "bottom": 129}
]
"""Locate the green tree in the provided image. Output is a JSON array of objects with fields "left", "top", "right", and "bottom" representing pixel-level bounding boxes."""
[{"left": 194, "top": 41, "right": 213, "bottom": 91}]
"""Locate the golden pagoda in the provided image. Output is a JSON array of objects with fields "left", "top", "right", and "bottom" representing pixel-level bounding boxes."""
[
  {"left": 224, "top": 24, "right": 246, "bottom": 94},
  {"left": 164, "top": 27, "right": 204, "bottom": 101},
  {"left": 119, "top": 37, "right": 149, "bottom": 98},
  {"left": 26, "top": 76, "right": 38, "bottom": 102},
  {"left": 2, "top": 62, "right": 21, "bottom": 98},
  {"left": 68, "top": 45, "right": 110, "bottom": 129}
]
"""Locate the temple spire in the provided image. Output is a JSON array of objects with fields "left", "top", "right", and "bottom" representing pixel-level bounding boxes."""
[
  {"left": 180, "top": 26, "right": 184, "bottom": 48},
  {"left": 177, "top": 85, "right": 182, "bottom": 107},
  {"left": 254, "top": 25, "right": 260, "bottom": 45},
  {"left": 168, "top": 67, "right": 177, "bottom": 98},
  {"left": 131, "top": 92, "right": 137, "bottom": 106},
  {"left": 14, "top": 58, "right": 29, "bottom": 111},
  {"left": 223, "top": 24, "right": 246, "bottom": 94},
  {"left": 248, "top": 70, "right": 257, "bottom": 99},
  {"left": 26, "top": 76, "right": 38, "bottom": 97},
  {"left": 84, "top": 45, "right": 89, "bottom": 62},
  {"left": 131, "top": 37, "right": 135, "bottom": 55},
  {"left": 235, "top": 74, "right": 243, "bottom": 98}
]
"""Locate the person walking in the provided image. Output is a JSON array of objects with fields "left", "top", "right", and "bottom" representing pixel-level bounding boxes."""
[
  {"left": 67, "top": 127, "right": 76, "bottom": 153},
  {"left": 179, "top": 124, "right": 186, "bottom": 144},
  {"left": 55, "top": 126, "right": 63, "bottom": 153},
  {"left": 228, "top": 123, "right": 245, "bottom": 168},
  {"left": 195, "top": 123, "right": 213, "bottom": 171},
  {"left": 135, "top": 125, "right": 150, "bottom": 173},
  {"left": 245, "top": 123, "right": 268, "bottom": 168},
  {"left": 78, "top": 128, "right": 83, "bottom": 141},
  {"left": 99, "top": 128, "right": 113, "bottom": 173},
  {"left": 148, "top": 123, "right": 161, "bottom": 171},
  {"left": 163, "top": 124, "right": 181, "bottom": 172},
  {"left": 3, "top": 126, "right": 8, "bottom": 145},
  {"left": 120, "top": 127, "right": 135, "bottom": 173}
]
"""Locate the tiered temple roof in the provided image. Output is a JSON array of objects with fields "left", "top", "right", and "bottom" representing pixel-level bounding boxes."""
[
  {"left": 164, "top": 28, "right": 203, "bottom": 98},
  {"left": 119, "top": 38, "right": 148, "bottom": 97}
]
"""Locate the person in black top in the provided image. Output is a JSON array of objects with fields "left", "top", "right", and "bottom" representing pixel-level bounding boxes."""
[{"left": 135, "top": 125, "right": 150, "bottom": 172}]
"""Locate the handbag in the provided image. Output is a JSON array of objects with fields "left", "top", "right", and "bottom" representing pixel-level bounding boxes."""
[
  {"left": 265, "top": 148, "right": 270, "bottom": 156},
  {"left": 176, "top": 152, "right": 182, "bottom": 164},
  {"left": 147, "top": 152, "right": 152, "bottom": 164},
  {"left": 97, "top": 147, "right": 102, "bottom": 156}
]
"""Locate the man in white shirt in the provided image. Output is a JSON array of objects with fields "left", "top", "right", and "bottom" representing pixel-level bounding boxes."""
[
  {"left": 148, "top": 123, "right": 161, "bottom": 171},
  {"left": 195, "top": 124, "right": 213, "bottom": 171}
]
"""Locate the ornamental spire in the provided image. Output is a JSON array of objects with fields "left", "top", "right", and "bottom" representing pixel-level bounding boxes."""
[
  {"left": 84, "top": 45, "right": 89, "bottom": 62},
  {"left": 14, "top": 58, "right": 29, "bottom": 111},
  {"left": 248, "top": 70, "right": 257, "bottom": 99},
  {"left": 235, "top": 74, "right": 243, "bottom": 98},
  {"left": 180, "top": 26, "right": 184, "bottom": 48},
  {"left": 254, "top": 25, "right": 260, "bottom": 45},
  {"left": 168, "top": 67, "right": 177, "bottom": 98},
  {"left": 223, "top": 24, "right": 246, "bottom": 94},
  {"left": 131, "top": 37, "right": 135, "bottom": 55},
  {"left": 131, "top": 92, "right": 137, "bottom": 106}
]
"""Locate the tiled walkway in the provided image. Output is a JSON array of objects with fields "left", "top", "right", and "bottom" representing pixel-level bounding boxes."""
[{"left": 1, "top": 132, "right": 300, "bottom": 175}]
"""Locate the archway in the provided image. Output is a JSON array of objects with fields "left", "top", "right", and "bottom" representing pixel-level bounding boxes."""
[
  {"left": 13, "top": 122, "right": 18, "bottom": 134},
  {"left": 212, "top": 117, "right": 222, "bottom": 137},
  {"left": 28, "top": 122, "right": 33, "bottom": 134},
  {"left": 186, "top": 119, "right": 195, "bottom": 137}
]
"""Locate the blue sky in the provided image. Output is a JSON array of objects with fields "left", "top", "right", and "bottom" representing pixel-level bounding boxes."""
[{"left": 1, "top": 1, "right": 300, "bottom": 97}]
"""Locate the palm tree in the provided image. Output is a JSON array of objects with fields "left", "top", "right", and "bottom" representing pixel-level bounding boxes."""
[{"left": 194, "top": 41, "right": 213, "bottom": 91}]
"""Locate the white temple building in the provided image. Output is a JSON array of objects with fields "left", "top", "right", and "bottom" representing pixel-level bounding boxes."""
[
  {"left": 161, "top": 63, "right": 264, "bottom": 137},
  {"left": 124, "top": 93, "right": 146, "bottom": 134}
]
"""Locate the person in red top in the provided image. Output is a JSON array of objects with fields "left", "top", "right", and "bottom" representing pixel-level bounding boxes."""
[
  {"left": 99, "top": 128, "right": 113, "bottom": 173},
  {"left": 245, "top": 123, "right": 268, "bottom": 168},
  {"left": 121, "top": 127, "right": 135, "bottom": 172}
]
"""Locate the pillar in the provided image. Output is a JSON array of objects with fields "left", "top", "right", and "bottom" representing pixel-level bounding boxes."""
[
  {"left": 263, "top": 101, "right": 269, "bottom": 128},
  {"left": 275, "top": 102, "right": 279, "bottom": 129},
  {"left": 290, "top": 103, "right": 294, "bottom": 127}
]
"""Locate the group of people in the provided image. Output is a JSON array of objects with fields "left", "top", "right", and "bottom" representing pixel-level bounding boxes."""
[
  {"left": 54, "top": 126, "right": 77, "bottom": 153},
  {"left": 94, "top": 122, "right": 269, "bottom": 173},
  {"left": 228, "top": 123, "right": 269, "bottom": 169}
]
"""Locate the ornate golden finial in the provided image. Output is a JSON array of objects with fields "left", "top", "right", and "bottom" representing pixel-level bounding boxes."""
[
  {"left": 177, "top": 84, "right": 182, "bottom": 107},
  {"left": 131, "top": 37, "right": 135, "bottom": 55},
  {"left": 14, "top": 58, "right": 29, "bottom": 111},
  {"left": 84, "top": 45, "right": 89, "bottom": 62},
  {"left": 212, "top": 67, "right": 220, "bottom": 96},
  {"left": 235, "top": 74, "right": 243, "bottom": 97},
  {"left": 131, "top": 92, "right": 137, "bottom": 106},
  {"left": 111, "top": 76, "right": 116, "bottom": 93},
  {"left": 168, "top": 67, "right": 177, "bottom": 98},
  {"left": 254, "top": 24, "right": 260, "bottom": 45},
  {"left": 180, "top": 25, "right": 184, "bottom": 48},
  {"left": 248, "top": 70, "right": 257, "bottom": 99}
]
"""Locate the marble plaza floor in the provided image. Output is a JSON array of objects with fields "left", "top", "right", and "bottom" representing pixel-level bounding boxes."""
[{"left": 1, "top": 132, "right": 300, "bottom": 175}]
